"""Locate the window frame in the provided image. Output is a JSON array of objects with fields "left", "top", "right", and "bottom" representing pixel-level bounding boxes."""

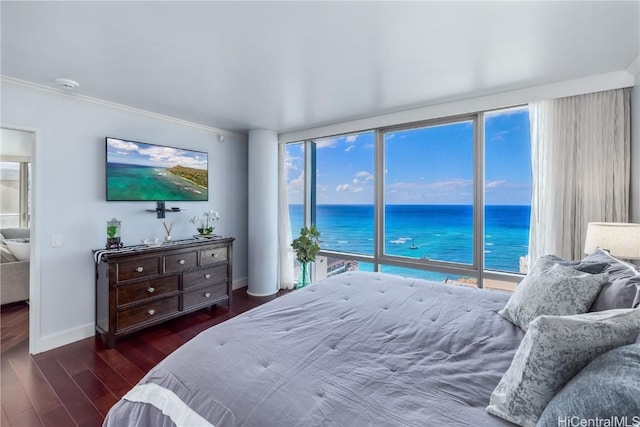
[{"left": 290, "top": 106, "right": 528, "bottom": 289}]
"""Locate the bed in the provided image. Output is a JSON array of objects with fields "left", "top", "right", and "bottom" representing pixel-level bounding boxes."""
[
  {"left": 104, "top": 271, "right": 524, "bottom": 426},
  {"left": 105, "top": 256, "right": 640, "bottom": 427}
]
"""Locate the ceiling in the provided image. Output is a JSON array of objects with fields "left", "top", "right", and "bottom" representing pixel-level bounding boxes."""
[{"left": 1, "top": 1, "right": 639, "bottom": 134}]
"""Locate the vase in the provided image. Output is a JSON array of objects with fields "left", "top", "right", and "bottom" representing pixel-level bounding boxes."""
[
  {"left": 197, "top": 227, "right": 214, "bottom": 235},
  {"left": 297, "top": 262, "right": 311, "bottom": 289}
]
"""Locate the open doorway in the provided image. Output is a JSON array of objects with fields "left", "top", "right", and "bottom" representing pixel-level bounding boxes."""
[{"left": 1, "top": 127, "right": 34, "bottom": 354}]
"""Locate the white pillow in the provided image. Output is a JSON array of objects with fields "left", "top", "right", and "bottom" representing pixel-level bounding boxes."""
[{"left": 3, "top": 238, "right": 30, "bottom": 261}]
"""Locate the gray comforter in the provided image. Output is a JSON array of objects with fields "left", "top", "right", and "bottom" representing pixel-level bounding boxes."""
[{"left": 104, "top": 271, "right": 523, "bottom": 426}]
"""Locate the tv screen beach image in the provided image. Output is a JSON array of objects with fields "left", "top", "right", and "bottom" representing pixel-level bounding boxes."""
[{"left": 106, "top": 138, "right": 208, "bottom": 201}]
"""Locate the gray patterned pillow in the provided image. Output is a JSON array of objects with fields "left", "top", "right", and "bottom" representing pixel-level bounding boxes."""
[
  {"left": 583, "top": 248, "right": 640, "bottom": 311},
  {"left": 486, "top": 309, "right": 640, "bottom": 427},
  {"left": 540, "top": 254, "right": 608, "bottom": 274},
  {"left": 499, "top": 258, "right": 608, "bottom": 331},
  {"left": 535, "top": 343, "right": 640, "bottom": 427}
]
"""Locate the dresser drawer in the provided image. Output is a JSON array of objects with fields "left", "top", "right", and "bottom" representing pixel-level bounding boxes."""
[
  {"left": 164, "top": 251, "right": 198, "bottom": 273},
  {"left": 183, "top": 283, "right": 227, "bottom": 309},
  {"left": 183, "top": 265, "right": 227, "bottom": 290},
  {"left": 116, "top": 275, "right": 179, "bottom": 307},
  {"left": 200, "top": 247, "right": 227, "bottom": 266},
  {"left": 116, "top": 257, "right": 159, "bottom": 282},
  {"left": 116, "top": 296, "right": 180, "bottom": 332}
]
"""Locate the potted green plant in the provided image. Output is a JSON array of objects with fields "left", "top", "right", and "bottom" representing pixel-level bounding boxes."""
[{"left": 291, "top": 225, "right": 321, "bottom": 288}]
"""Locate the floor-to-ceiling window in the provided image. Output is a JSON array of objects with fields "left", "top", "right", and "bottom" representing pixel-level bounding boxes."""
[
  {"left": 287, "top": 105, "right": 531, "bottom": 289},
  {"left": 381, "top": 117, "right": 476, "bottom": 283},
  {"left": 484, "top": 107, "right": 532, "bottom": 276}
]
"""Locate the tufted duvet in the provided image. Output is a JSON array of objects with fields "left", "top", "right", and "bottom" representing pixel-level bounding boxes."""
[{"left": 104, "top": 271, "right": 523, "bottom": 426}]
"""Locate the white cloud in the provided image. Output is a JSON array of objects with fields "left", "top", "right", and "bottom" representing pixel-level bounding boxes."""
[
  {"left": 485, "top": 180, "right": 508, "bottom": 189},
  {"left": 108, "top": 138, "right": 139, "bottom": 152},
  {"left": 315, "top": 138, "right": 338, "bottom": 149},
  {"left": 345, "top": 145, "right": 355, "bottom": 152},
  {"left": 285, "top": 151, "right": 302, "bottom": 171},
  {"left": 354, "top": 171, "right": 373, "bottom": 181},
  {"left": 289, "top": 171, "right": 304, "bottom": 190},
  {"left": 139, "top": 145, "right": 207, "bottom": 169},
  {"left": 345, "top": 135, "right": 358, "bottom": 143},
  {"left": 426, "top": 178, "right": 473, "bottom": 189},
  {"left": 386, "top": 179, "right": 471, "bottom": 191},
  {"left": 385, "top": 178, "right": 474, "bottom": 204},
  {"left": 336, "top": 183, "right": 364, "bottom": 193}
]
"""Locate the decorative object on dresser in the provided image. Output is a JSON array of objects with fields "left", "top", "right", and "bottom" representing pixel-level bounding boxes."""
[
  {"left": 189, "top": 209, "right": 220, "bottom": 236},
  {"left": 94, "top": 237, "right": 233, "bottom": 348},
  {"left": 106, "top": 217, "right": 123, "bottom": 250},
  {"left": 162, "top": 221, "right": 173, "bottom": 242}
]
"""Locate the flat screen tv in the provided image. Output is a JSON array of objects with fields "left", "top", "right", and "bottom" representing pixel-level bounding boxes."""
[{"left": 106, "top": 137, "right": 208, "bottom": 201}]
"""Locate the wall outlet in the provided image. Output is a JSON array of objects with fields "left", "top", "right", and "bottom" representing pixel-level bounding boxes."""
[{"left": 52, "top": 234, "right": 63, "bottom": 247}]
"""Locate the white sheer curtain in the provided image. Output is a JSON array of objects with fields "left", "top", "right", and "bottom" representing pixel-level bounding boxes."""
[
  {"left": 528, "top": 88, "right": 630, "bottom": 265},
  {"left": 277, "top": 142, "right": 295, "bottom": 289}
]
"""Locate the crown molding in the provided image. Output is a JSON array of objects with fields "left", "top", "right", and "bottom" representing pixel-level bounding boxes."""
[{"left": 1, "top": 75, "right": 246, "bottom": 139}]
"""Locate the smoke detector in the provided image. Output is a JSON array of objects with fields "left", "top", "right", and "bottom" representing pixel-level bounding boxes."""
[{"left": 55, "top": 78, "right": 79, "bottom": 90}]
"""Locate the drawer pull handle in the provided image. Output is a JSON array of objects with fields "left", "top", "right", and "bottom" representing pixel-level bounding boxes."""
[
  {"left": 211, "top": 253, "right": 218, "bottom": 258},
  {"left": 205, "top": 273, "right": 211, "bottom": 279},
  {"left": 147, "top": 287, "right": 155, "bottom": 293},
  {"left": 136, "top": 267, "right": 144, "bottom": 273},
  {"left": 204, "top": 292, "right": 211, "bottom": 298},
  {"left": 148, "top": 309, "right": 155, "bottom": 315},
  {"left": 178, "top": 259, "right": 186, "bottom": 265}
]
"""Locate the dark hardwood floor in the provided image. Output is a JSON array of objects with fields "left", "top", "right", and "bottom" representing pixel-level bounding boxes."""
[{"left": 1, "top": 288, "right": 288, "bottom": 426}]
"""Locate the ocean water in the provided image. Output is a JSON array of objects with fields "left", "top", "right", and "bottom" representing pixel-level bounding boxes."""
[
  {"left": 107, "top": 163, "right": 207, "bottom": 201},
  {"left": 289, "top": 204, "right": 530, "bottom": 274}
]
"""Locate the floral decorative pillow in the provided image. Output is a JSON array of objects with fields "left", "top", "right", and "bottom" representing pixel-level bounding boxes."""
[
  {"left": 499, "top": 257, "right": 608, "bottom": 331},
  {"left": 487, "top": 309, "right": 640, "bottom": 427}
]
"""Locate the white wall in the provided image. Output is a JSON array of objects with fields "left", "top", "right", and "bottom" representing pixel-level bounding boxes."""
[
  {"left": 1, "top": 81, "right": 248, "bottom": 353},
  {"left": 631, "top": 68, "right": 640, "bottom": 223}
]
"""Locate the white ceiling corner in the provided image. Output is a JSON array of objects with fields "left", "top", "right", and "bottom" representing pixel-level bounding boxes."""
[{"left": 1, "top": 1, "right": 638, "bottom": 134}]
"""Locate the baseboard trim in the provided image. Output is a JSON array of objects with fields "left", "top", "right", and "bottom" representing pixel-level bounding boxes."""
[
  {"left": 32, "top": 279, "right": 248, "bottom": 354},
  {"left": 232, "top": 277, "right": 248, "bottom": 290},
  {"left": 35, "top": 323, "right": 95, "bottom": 354}
]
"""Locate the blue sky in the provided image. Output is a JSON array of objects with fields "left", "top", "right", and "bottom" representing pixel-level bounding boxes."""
[
  {"left": 107, "top": 138, "right": 208, "bottom": 170},
  {"left": 287, "top": 107, "right": 531, "bottom": 205}
]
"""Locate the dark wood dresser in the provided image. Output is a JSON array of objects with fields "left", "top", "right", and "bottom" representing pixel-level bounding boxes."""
[{"left": 95, "top": 237, "right": 234, "bottom": 348}]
